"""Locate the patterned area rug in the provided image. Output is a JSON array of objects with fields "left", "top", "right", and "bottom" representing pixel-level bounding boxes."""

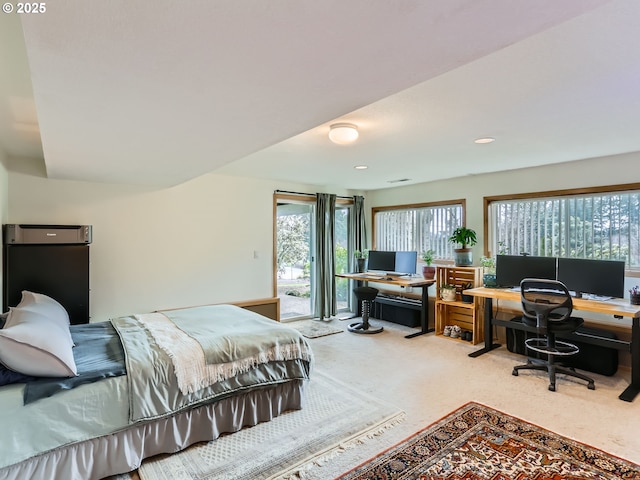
[
  {"left": 338, "top": 402, "right": 640, "bottom": 479},
  {"left": 289, "top": 319, "right": 344, "bottom": 339},
  {"left": 138, "top": 370, "right": 404, "bottom": 480}
]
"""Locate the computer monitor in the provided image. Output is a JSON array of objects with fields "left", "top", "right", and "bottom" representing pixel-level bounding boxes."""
[
  {"left": 495, "top": 254, "right": 557, "bottom": 288},
  {"left": 394, "top": 251, "right": 418, "bottom": 275},
  {"left": 557, "top": 258, "right": 626, "bottom": 298},
  {"left": 366, "top": 250, "right": 396, "bottom": 273}
]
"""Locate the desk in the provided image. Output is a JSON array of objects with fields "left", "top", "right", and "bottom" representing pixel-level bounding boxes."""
[
  {"left": 336, "top": 273, "right": 435, "bottom": 338},
  {"left": 466, "top": 287, "right": 640, "bottom": 402}
]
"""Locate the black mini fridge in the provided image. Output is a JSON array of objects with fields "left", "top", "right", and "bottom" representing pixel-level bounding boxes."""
[{"left": 3, "top": 224, "right": 92, "bottom": 324}]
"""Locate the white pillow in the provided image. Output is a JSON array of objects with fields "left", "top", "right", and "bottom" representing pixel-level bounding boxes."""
[
  {"left": 0, "top": 292, "right": 77, "bottom": 377},
  {"left": 4, "top": 291, "right": 75, "bottom": 346}
]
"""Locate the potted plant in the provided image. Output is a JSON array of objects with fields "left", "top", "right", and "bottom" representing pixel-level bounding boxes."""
[
  {"left": 421, "top": 249, "right": 436, "bottom": 279},
  {"left": 448, "top": 227, "right": 477, "bottom": 266},
  {"left": 480, "top": 242, "right": 507, "bottom": 287},
  {"left": 354, "top": 249, "right": 368, "bottom": 273},
  {"left": 460, "top": 282, "right": 474, "bottom": 303},
  {"left": 480, "top": 255, "right": 497, "bottom": 287},
  {"left": 630, "top": 286, "right": 640, "bottom": 305},
  {"left": 440, "top": 283, "right": 457, "bottom": 302}
]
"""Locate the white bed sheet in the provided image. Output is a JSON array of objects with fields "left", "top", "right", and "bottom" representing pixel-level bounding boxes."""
[
  {"left": 1, "top": 379, "right": 306, "bottom": 480},
  {"left": 0, "top": 376, "right": 128, "bottom": 469}
]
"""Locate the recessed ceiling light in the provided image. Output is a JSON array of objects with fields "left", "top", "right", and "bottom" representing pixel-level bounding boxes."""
[
  {"left": 354, "top": 165, "right": 368, "bottom": 170},
  {"left": 474, "top": 137, "right": 495, "bottom": 144}
]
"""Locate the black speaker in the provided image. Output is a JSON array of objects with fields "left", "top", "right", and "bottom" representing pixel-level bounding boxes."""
[{"left": 372, "top": 296, "right": 421, "bottom": 328}]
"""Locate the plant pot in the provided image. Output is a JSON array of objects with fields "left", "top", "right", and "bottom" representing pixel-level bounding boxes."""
[
  {"left": 461, "top": 293, "right": 474, "bottom": 303},
  {"left": 356, "top": 258, "right": 366, "bottom": 273},
  {"left": 631, "top": 294, "right": 640, "bottom": 305},
  {"left": 453, "top": 248, "right": 473, "bottom": 266},
  {"left": 422, "top": 265, "right": 436, "bottom": 279},
  {"left": 441, "top": 289, "right": 456, "bottom": 302},
  {"left": 483, "top": 273, "right": 497, "bottom": 287}
]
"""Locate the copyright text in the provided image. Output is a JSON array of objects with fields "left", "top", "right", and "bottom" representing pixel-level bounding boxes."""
[{"left": 3, "top": 3, "right": 47, "bottom": 14}]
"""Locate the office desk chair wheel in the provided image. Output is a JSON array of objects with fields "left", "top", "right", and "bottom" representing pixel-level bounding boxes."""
[
  {"left": 349, "top": 286, "right": 383, "bottom": 334},
  {"left": 512, "top": 359, "right": 595, "bottom": 392}
]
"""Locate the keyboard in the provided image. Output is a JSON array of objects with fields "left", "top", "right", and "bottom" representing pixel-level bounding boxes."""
[
  {"left": 358, "top": 272, "right": 383, "bottom": 278},
  {"left": 581, "top": 293, "right": 612, "bottom": 301}
]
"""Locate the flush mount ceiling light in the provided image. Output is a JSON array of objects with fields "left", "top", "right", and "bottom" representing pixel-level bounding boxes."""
[
  {"left": 474, "top": 137, "right": 495, "bottom": 144},
  {"left": 329, "top": 123, "right": 359, "bottom": 145},
  {"left": 354, "top": 165, "right": 368, "bottom": 170}
]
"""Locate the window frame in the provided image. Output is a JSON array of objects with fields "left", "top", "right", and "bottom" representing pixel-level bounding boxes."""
[
  {"left": 273, "top": 193, "right": 355, "bottom": 317},
  {"left": 483, "top": 182, "right": 640, "bottom": 277},
  {"left": 372, "top": 199, "right": 466, "bottom": 263}
]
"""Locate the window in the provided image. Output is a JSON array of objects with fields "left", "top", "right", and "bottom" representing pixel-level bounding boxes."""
[
  {"left": 487, "top": 185, "right": 640, "bottom": 269},
  {"left": 373, "top": 200, "right": 465, "bottom": 261}
]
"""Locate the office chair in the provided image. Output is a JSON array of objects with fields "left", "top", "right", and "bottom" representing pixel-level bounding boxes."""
[
  {"left": 512, "top": 278, "right": 595, "bottom": 392},
  {"left": 348, "top": 286, "right": 383, "bottom": 334}
]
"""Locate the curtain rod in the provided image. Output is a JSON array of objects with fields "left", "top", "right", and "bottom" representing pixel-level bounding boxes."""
[{"left": 274, "top": 189, "right": 356, "bottom": 200}]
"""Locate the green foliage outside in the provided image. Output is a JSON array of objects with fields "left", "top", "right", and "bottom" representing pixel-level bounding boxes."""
[
  {"left": 496, "top": 196, "right": 637, "bottom": 265},
  {"left": 277, "top": 207, "right": 351, "bottom": 303},
  {"left": 276, "top": 214, "right": 309, "bottom": 278},
  {"left": 335, "top": 245, "right": 348, "bottom": 301}
]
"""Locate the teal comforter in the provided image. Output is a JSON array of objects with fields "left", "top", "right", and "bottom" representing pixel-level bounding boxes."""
[{"left": 112, "top": 305, "right": 313, "bottom": 422}]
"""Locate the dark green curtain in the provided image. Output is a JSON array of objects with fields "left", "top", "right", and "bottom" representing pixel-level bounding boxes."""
[
  {"left": 348, "top": 195, "right": 367, "bottom": 312},
  {"left": 349, "top": 195, "right": 367, "bottom": 272},
  {"left": 314, "top": 193, "right": 336, "bottom": 320}
]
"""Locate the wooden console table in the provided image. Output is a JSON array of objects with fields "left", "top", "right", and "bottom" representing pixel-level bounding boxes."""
[{"left": 336, "top": 273, "right": 435, "bottom": 338}]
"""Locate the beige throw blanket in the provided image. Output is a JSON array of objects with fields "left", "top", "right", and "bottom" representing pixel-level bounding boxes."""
[{"left": 135, "top": 305, "right": 313, "bottom": 395}]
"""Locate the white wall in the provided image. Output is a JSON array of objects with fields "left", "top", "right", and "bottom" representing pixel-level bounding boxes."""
[
  {"left": 8, "top": 159, "right": 356, "bottom": 322},
  {"left": 367, "top": 151, "right": 640, "bottom": 260},
  {"left": 0, "top": 151, "right": 8, "bottom": 223},
  {"left": 7, "top": 151, "right": 639, "bottom": 324},
  {"left": 366, "top": 151, "right": 640, "bottom": 327}
]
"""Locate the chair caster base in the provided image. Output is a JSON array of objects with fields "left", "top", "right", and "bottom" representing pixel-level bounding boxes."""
[
  {"left": 512, "top": 369, "right": 518, "bottom": 376},
  {"left": 548, "top": 384, "right": 556, "bottom": 392},
  {"left": 348, "top": 322, "right": 384, "bottom": 334},
  {"left": 588, "top": 382, "right": 595, "bottom": 390}
]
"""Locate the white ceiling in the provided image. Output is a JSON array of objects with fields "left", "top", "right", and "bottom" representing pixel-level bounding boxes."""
[{"left": 1, "top": 0, "right": 639, "bottom": 190}]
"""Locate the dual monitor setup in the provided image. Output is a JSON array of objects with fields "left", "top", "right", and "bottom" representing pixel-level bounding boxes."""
[
  {"left": 365, "top": 250, "right": 418, "bottom": 276},
  {"left": 496, "top": 254, "right": 626, "bottom": 299},
  {"left": 363, "top": 251, "right": 626, "bottom": 298}
]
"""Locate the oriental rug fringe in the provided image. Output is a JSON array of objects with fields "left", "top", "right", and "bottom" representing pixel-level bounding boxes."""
[{"left": 338, "top": 401, "right": 640, "bottom": 480}]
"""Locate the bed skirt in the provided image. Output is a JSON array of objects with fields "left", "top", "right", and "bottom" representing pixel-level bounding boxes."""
[{"left": 0, "top": 379, "right": 307, "bottom": 480}]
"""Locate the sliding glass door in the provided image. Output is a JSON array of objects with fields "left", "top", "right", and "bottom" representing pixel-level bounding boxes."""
[
  {"left": 334, "top": 205, "right": 350, "bottom": 312},
  {"left": 275, "top": 195, "right": 351, "bottom": 321},
  {"left": 276, "top": 201, "right": 314, "bottom": 320}
]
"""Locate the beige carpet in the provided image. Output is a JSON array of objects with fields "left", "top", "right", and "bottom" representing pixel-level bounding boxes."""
[
  {"left": 288, "top": 318, "right": 344, "bottom": 339},
  {"left": 136, "top": 370, "right": 404, "bottom": 480}
]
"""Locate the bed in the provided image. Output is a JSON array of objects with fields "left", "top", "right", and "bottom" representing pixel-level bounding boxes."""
[{"left": 0, "top": 295, "right": 313, "bottom": 480}]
